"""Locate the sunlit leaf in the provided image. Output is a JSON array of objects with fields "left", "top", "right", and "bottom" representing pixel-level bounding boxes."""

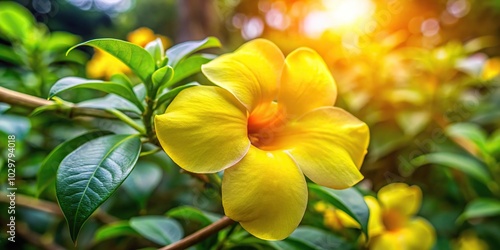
[
  {"left": 0, "top": 2, "right": 34, "bottom": 41},
  {"left": 152, "top": 65, "right": 174, "bottom": 90},
  {"left": 166, "top": 206, "right": 220, "bottom": 227},
  {"left": 56, "top": 134, "right": 141, "bottom": 242},
  {"left": 168, "top": 54, "right": 215, "bottom": 87},
  {"left": 308, "top": 184, "right": 369, "bottom": 236},
  {"left": 446, "top": 123, "right": 488, "bottom": 154},
  {"left": 77, "top": 84, "right": 145, "bottom": 115},
  {"left": 37, "top": 130, "right": 112, "bottom": 196},
  {"left": 129, "top": 216, "right": 183, "bottom": 245},
  {"left": 166, "top": 37, "right": 221, "bottom": 67},
  {"left": 145, "top": 38, "right": 164, "bottom": 67},
  {"left": 94, "top": 221, "right": 139, "bottom": 243},
  {"left": 68, "top": 38, "right": 155, "bottom": 82},
  {"left": 457, "top": 198, "right": 500, "bottom": 223}
]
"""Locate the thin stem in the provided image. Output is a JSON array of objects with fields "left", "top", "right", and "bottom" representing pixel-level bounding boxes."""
[
  {"left": 140, "top": 147, "right": 162, "bottom": 157},
  {"left": 106, "top": 108, "right": 146, "bottom": 134},
  {"left": 159, "top": 216, "right": 235, "bottom": 250}
]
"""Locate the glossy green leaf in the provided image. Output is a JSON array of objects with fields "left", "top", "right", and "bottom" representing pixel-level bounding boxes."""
[
  {"left": 68, "top": 38, "right": 155, "bottom": 82},
  {"left": 94, "top": 221, "right": 138, "bottom": 243},
  {"left": 446, "top": 123, "right": 488, "bottom": 153},
  {"left": 168, "top": 54, "right": 215, "bottom": 87},
  {"left": 0, "top": 2, "right": 34, "bottom": 41},
  {"left": 145, "top": 38, "right": 164, "bottom": 67},
  {"left": 166, "top": 37, "right": 221, "bottom": 67},
  {"left": 122, "top": 162, "right": 162, "bottom": 209},
  {"left": 411, "top": 152, "right": 491, "bottom": 184},
  {"left": 49, "top": 77, "right": 144, "bottom": 112},
  {"left": 166, "top": 206, "right": 220, "bottom": 227},
  {"left": 152, "top": 66, "right": 174, "bottom": 89},
  {"left": 155, "top": 82, "right": 199, "bottom": 108},
  {"left": 56, "top": 134, "right": 141, "bottom": 242},
  {"left": 280, "top": 226, "right": 354, "bottom": 250},
  {"left": 37, "top": 131, "right": 112, "bottom": 196},
  {"left": 129, "top": 216, "right": 183, "bottom": 245},
  {"left": 457, "top": 198, "right": 500, "bottom": 223},
  {"left": 77, "top": 83, "right": 145, "bottom": 115},
  {"left": 269, "top": 239, "right": 315, "bottom": 250},
  {"left": 308, "top": 184, "right": 369, "bottom": 236}
]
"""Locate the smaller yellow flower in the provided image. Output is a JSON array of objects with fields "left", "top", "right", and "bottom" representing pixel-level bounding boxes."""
[
  {"left": 127, "top": 27, "right": 171, "bottom": 48},
  {"left": 315, "top": 202, "right": 360, "bottom": 231},
  {"left": 482, "top": 57, "right": 500, "bottom": 80},
  {"left": 453, "top": 231, "right": 489, "bottom": 250}
]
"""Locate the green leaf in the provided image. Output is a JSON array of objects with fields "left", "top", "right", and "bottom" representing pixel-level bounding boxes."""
[
  {"left": 411, "top": 152, "right": 492, "bottom": 184},
  {"left": 145, "top": 38, "right": 164, "bottom": 67},
  {"left": 0, "top": 44, "right": 23, "bottom": 64},
  {"left": 0, "top": 114, "right": 31, "bottom": 139},
  {"left": 56, "top": 134, "right": 141, "bottom": 242},
  {"left": 156, "top": 82, "right": 199, "bottom": 108},
  {"left": 45, "top": 32, "right": 81, "bottom": 52},
  {"left": 49, "top": 77, "right": 144, "bottom": 112},
  {"left": 0, "top": 2, "right": 34, "bottom": 41},
  {"left": 166, "top": 206, "right": 220, "bottom": 227},
  {"left": 166, "top": 37, "right": 221, "bottom": 67},
  {"left": 152, "top": 66, "right": 174, "bottom": 89},
  {"left": 129, "top": 216, "right": 183, "bottom": 245},
  {"left": 168, "top": 54, "right": 215, "bottom": 87},
  {"left": 68, "top": 38, "right": 155, "bottom": 82},
  {"left": 78, "top": 83, "right": 145, "bottom": 115},
  {"left": 308, "top": 184, "right": 369, "bottom": 236},
  {"left": 122, "top": 162, "right": 162, "bottom": 209},
  {"left": 282, "top": 226, "right": 354, "bottom": 250},
  {"left": 94, "top": 221, "right": 139, "bottom": 243},
  {"left": 37, "top": 131, "right": 112, "bottom": 196},
  {"left": 446, "top": 123, "right": 488, "bottom": 153},
  {"left": 487, "top": 129, "right": 500, "bottom": 156},
  {"left": 0, "top": 103, "right": 10, "bottom": 114},
  {"left": 457, "top": 198, "right": 500, "bottom": 223}
]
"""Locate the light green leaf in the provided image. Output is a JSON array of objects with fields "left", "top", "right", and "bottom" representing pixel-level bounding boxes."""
[
  {"left": 166, "top": 37, "right": 221, "bottom": 67},
  {"left": 45, "top": 32, "right": 81, "bottom": 52},
  {"left": 155, "top": 82, "right": 199, "bottom": 108},
  {"left": 0, "top": 114, "right": 31, "bottom": 139},
  {"left": 37, "top": 131, "right": 112, "bottom": 196},
  {"left": 145, "top": 38, "right": 164, "bottom": 67},
  {"left": 0, "top": 2, "right": 34, "bottom": 41},
  {"left": 411, "top": 152, "right": 491, "bottom": 184},
  {"left": 49, "top": 77, "right": 144, "bottom": 112},
  {"left": 457, "top": 198, "right": 500, "bottom": 223},
  {"left": 122, "top": 162, "right": 162, "bottom": 209},
  {"left": 77, "top": 83, "right": 145, "bottom": 115},
  {"left": 129, "top": 216, "right": 183, "bottom": 245},
  {"left": 168, "top": 54, "right": 215, "bottom": 87},
  {"left": 446, "top": 123, "right": 488, "bottom": 153},
  {"left": 0, "top": 44, "right": 22, "bottom": 64},
  {"left": 68, "top": 38, "right": 155, "bottom": 82},
  {"left": 56, "top": 134, "right": 141, "bottom": 242},
  {"left": 166, "top": 206, "right": 220, "bottom": 227},
  {"left": 308, "top": 184, "right": 369, "bottom": 236},
  {"left": 94, "top": 221, "right": 138, "bottom": 243},
  {"left": 152, "top": 66, "right": 174, "bottom": 89}
]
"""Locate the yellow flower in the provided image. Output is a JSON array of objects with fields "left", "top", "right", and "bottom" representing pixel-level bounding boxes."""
[
  {"left": 482, "top": 57, "right": 500, "bottom": 80},
  {"left": 87, "top": 27, "right": 171, "bottom": 79},
  {"left": 155, "top": 39, "right": 369, "bottom": 240},
  {"left": 368, "top": 183, "right": 436, "bottom": 250},
  {"left": 315, "top": 202, "right": 361, "bottom": 231},
  {"left": 453, "top": 231, "right": 489, "bottom": 250}
]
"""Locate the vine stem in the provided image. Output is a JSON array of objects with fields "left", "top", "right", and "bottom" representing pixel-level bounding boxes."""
[{"left": 159, "top": 216, "right": 235, "bottom": 250}]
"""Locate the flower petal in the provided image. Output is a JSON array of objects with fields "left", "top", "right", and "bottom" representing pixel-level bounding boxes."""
[
  {"left": 279, "top": 48, "right": 336, "bottom": 118},
  {"left": 365, "top": 196, "right": 385, "bottom": 238},
  {"left": 155, "top": 86, "right": 250, "bottom": 173},
  {"left": 222, "top": 146, "right": 307, "bottom": 240},
  {"left": 371, "top": 217, "right": 435, "bottom": 250},
  {"left": 265, "top": 107, "right": 369, "bottom": 189},
  {"left": 378, "top": 183, "right": 422, "bottom": 217},
  {"left": 202, "top": 39, "right": 284, "bottom": 111}
]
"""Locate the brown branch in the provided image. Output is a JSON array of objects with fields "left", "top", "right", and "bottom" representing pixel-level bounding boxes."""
[
  {"left": 159, "top": 216, "right": 235, "bottom": 250},
  {"left": 0, "top": 86, "right": 116, "bottom": 119}
]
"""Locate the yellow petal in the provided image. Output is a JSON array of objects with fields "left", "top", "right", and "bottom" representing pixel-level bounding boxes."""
[
  {"left": 400, "top": 217, "right": 436, "bottom": 250},
  {"left": 370, "top": 232, "right": 403, "bottom": 250},
  {"left": 202, "top": 39, "right": 284, "bottom": 111},
  {"left": 222, "top": 146, "right": 308, "bottom": 240},
  {"left": 279, "top": 48, "right": 337, "bottom": 117},
  {"left": 482, "top": 57, "right": 500, "bottom": 80},
  {"left": 155, "top": 86, "right": 250, "bottom": 173},
  {"left": 336, "top": 209, "right": 361, "bottom": 229},
  {"left": 265, "top": 107, "right": 369, "bottom": 189},
  {"left": 378, "top": 183, "right": 422, "bottom": 217},
  {"left": 364, "top": 196, "right": 385, "bottom": 238}
]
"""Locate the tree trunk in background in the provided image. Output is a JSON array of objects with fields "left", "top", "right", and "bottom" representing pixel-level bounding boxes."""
[{"left": 176, "top": 0, "right": 221, "bottom": 43}]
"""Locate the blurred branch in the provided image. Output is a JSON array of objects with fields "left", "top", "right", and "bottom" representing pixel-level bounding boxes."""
[
  {"left": 17, "top": 222, "right": 65, "bottom": 250},
  {"left": 159, "top": 216, "right": 235, "bottom": 250},
  {"left": 0, "top": 86, "right": 116, "bottom": 119}
]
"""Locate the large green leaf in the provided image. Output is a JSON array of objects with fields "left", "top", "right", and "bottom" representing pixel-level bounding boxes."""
[
  {"left": 77, "top": 84, "right": 146, "bottom": 115},
  {"left": 155, "top": 82, "right": 199, "bottom": 108},
  {"left": 411, "top": 152, "right": 492, "bottom": 184},
  {"left": 0, "top": 2, "right": 34, "bottom": 42},
  {"left": 68, "top": 38, "right": 155, "bottom": 82},
  {"left": 168, "top": 54, "right": 215, "bottom": 87},
  {"left": 152, "top": 65, "right": 174, "bottom": 90},
  {"left": 166, "top": 206, "right": 220, "bottom": 227},
  {"left": 56, "top": 134, "right": 141, "bottom": 242},
  {"left": 122, "top": 162, "right": 162, "bottom": 209},
  {"left": 308, "top": 184, "right": 369, "bottom": 236},
  {"left": 49, "top": 77, "right": 144, "bottom": 112},
  {"left": 278, "top": 226, "right": 354, "bottom": 250},
  {"left": 129, "top": 216, "right": 183, "bottom": 245},
  {"left": 166, "top": 37, "right": 221, "bottom": 67},
  {"left": 37, "top": 131, "right": 112, "bottom": 196},
  {"left": 93, "top": 221, "right": 139, "bottom": 243},
  {"left": 457, "top": 198, "right": 500, "bottom": 223}
]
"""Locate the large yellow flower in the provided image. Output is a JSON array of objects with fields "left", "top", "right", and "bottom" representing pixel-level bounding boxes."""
[
  {"left": 155, "top": 39, "right": 370, "bottom": 240},
  {"left": 367, "top": 183, "right": 436, "bottom": 250}
]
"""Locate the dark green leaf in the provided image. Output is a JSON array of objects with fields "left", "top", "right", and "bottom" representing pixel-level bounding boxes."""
[
  {"left": 284, "top": 226, "right": 354, "bottom": 250},
  {"left": 168, "top": 54, "right": 215, "bottom": 87},
  {"left": 56, "top": 134, "right": 141, "bottom": 242},
  {"left": 308, "top": 184, "right": 369, "bottom": 236},
  {"left": 0, "top": 2, "right": 34, "bottom": 41},
  {"left": 94, "top": 221, "right": 139, "bottom": 243},
  {"left": 122, "top": 162, "right": 162, "bottom": 209},
  {"left": 37, "top": 131, "right": 112, "bottom": 196},
  {"left": 166, "top": 206, "right": 220, "bottom": 227},
  {"left": 156, "top": 82, "right": 199, "bottom": 108},
  {"left": 129, "top": 216, "right": 183, "bottom": 245},
  {"left": 457, "top": 198, "right": 500, "bottom": 223},
  {"left": 166, "top": 37, "right": 221, "bottom": 67},
  {"left": 49, "top": 77, "right": 144, "bottom": 112},
  {"left": 411, "top": 152, "right": 491, "bottom": 184},
  {"left": 152, "top": 66, "right": 174, "bottom": 89},
  {"left": 68, "top": 38, "right": 155, "bottom": 82}
]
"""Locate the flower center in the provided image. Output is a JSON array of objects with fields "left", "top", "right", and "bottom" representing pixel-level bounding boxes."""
[
  {"left": 382, "top": 209, "right": 407, "bottom": 231},
  {"left": 247, "top": 103, "right": 286, "bottom": 148}
]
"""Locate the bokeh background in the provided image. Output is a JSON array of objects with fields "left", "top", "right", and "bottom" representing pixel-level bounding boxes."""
[{"left": 1, "top": 0, "right": 500, "bottom": 249}]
